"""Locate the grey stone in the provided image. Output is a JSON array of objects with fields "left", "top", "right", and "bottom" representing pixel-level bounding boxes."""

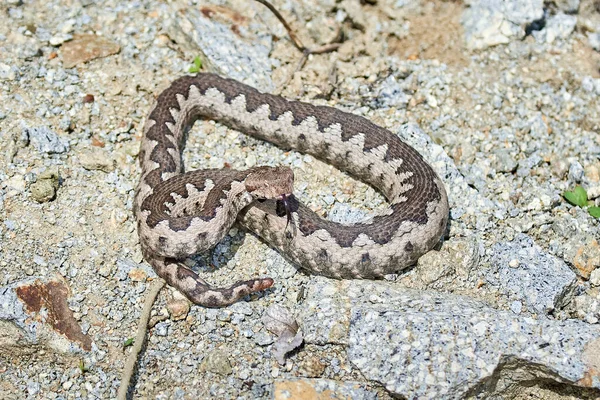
[
  {"left": 374, "top": 75, "right": 410, "bottom": 109},
  {"left": 154, "top": 321, "right": 170, "bottom": 336},
  {"left": 4, "top": 220, "right": 17, "bottom": 231},
  {"left": 49, "top": 33, "right": 72, "bottom": 46},
  {"left": 24, "top": 125, "right": 69, "bottom": 154},
  {"left": 228, "top": 301, "right": 253, "bottom": 316},
  {"left": 462, "top": 0, "right": 544, "bottom": 49},
  {"left": 0, "top": 62, "right": 19, "bottom": 81},
  {"left": 589, "top": 31, "right": 600, "bottom": 51},
  {"left": 486, "top": 234, "right": 577, "bottom": 315},
  {"left": 581, "top": 76, "right": 600, "bottom": 93},
  {"left": 492, "top": 148, "right": 518, "bottom": 173},
  {"left": 510, "top": 300, "right": 523, "bottom": 314},
  {"left": 590, "top": 269, "right": 600, "bottom": 287},
  {"left": 568, "top": 160, "right": 584, "bottom": 182},
  {"left": 115, "top": 258, "right": 154, "bottom": 281},
  {"left": 200, "top": 349, "right": 232, "bottom": 376},
  {"left": 517, "top": 153, "right": 542, "bottom": 176},
  {"left": 167, "top": 7, "right": 273, "bottom": 91},
  {"left": 300, "top": 279, "right": 600, "bottom": 399},
  {"left": 573, "top": 295, "right": 600, "bottom": 324},
  {"left": 538, "top": 13, "right": 577, "bottom": 43},
  {"left": 255, "top": 331, "right": 274, "bottom": 346},
  {"left": 410, "top": 238, "right": 481, "bottom": 288},
  {"left": 529, "top": 113, "right": 548, "bottom": 138}
]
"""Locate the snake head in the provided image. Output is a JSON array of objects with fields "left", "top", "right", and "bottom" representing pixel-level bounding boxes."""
[{"left": 245, "top": 166, "right": 294, "bottom": 200}]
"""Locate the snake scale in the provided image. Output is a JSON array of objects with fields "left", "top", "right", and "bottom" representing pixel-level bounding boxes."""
[{"left": 134, "top": 73, "right": 449, "bottom": 307}]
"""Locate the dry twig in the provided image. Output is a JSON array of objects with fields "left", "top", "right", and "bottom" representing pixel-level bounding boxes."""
[
  {"left": 253, "top": 0, "right": 342, "bottom": 56},
  {"left": 117, "top": 279, "right": 165, "bottom": 400},
  {"left": 253, "top": 0, "right": 342, "bottom": 88}
]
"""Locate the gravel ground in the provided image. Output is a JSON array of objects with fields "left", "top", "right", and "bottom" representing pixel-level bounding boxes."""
[{"left": 1, "top": 0, "right": 600, "bottom": 398}]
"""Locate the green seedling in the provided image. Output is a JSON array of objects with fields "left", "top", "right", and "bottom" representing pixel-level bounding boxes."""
[
  {"left": 123, "top": 337, "right": 135, "bottom": 349},
  {"left": 563, "top": 186, "right": 600, "bottom": 218},
  {"left": 189, "top": 56, "right": 203, "bottom": 73},
  {"left": 78, "top": 359, "right": 89, "bottom": 374},
  {"left": 564, "top": 186, "right": 587, "bottom": 207}
]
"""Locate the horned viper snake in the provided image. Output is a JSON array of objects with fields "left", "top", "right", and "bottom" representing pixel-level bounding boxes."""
[{"left": 134, "top": 73, "right": 449, "bottom": 307}]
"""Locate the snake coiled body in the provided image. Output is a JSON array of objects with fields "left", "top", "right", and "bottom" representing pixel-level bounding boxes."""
[{"left": 134, "top": 73, "right": 449, "bottom": 307}]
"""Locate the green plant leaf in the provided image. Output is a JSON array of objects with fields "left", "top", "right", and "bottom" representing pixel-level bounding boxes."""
[
  {"left": 589, "top": 207, "right": 600, "bottom": 218},
  {"left": 189, "top": 56, "right": 202, "bottom": 73},
  {"left": 79, "top": 359, "right": 89, "bottom": 373},
  {"left": 123, "top": 337, "right": 135, "bottom": 348},
  {"left": 563, "top": 186, "right": 588, "bottom": 207}
]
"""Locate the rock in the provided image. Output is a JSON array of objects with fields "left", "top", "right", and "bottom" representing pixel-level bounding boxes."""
[
  {"left": 589, "top": 31, "right": 600, "bottom": 52},
  {"left": 300, "top": 279, "right": 600, "bottom": 399},
  {"left": 374, "top": 75, "right": 410, "bottom": 109},
  {"left": 517, "top": 153, "right": 542, "bottom": 177},
  {"left": 273, "top": 379, "right": 378, "bottom": 400},
  {"left": 200, "top": 349, "right": 233, "bottom": 376},
  {"left": 77, "top": 149, "right": 115, "bottom": 172},
  {"left": 166, "top": 5, "right": 273, "bottom": 90},
  {"left": 30, "top": 179, "right": 57, "bottom": 203},
  {"left": 573, "top": 294, "right": 600, "bottom": 324},
  {"left": 167, "top": 297, "right": 190, "bottom": 321},
  {"left": 492, "top": 148, "right": 518, "bottom": 173},
  {"left": 486, "top": 234, "right": 577, "bottom": 314},
  {"left": 581, "top": 76, "right": 600, "bottom": 95},
  {"left": 0, "top": 276, "right": 92, "bottom": 356},
  {"left": 0, "top": 62, "right": 18, "bottom": 81},
  {"left": 5, "top": 174, "right": 26, "bottom": 192},
  {"left": 30, "top": 167, "right": 60, "bottom": 203},
  {"left": 49, "top": 33, "right": 73, "bottom": 46},
  {"left": 339, "top": 0, "right": 367, "bottom": 30},
  {"left": 24, "top": 125, "right": 69, "bottom": 154},
  {"left": 568, "top": 160, "right": 585, "bottom": 182},
  {"left": 127, "top": 268, "right": 148, "bottom": 282},
  {"left": 590, "top": 268, "right": 600, "bottom": 287},
  {"left": 539, "top": 13, "right": 577, "bottom": 43},
  {"left": 529, "top": 113, "right": 548, "bottom": 138},
  {"left": 115, "top": 258, "right": 154, "bottom": 281},
  {"left": 462, "top": 0, "right": 544, "bottom": 49},
  {"left": 410, "top": 238, "right": 481, "bottom": 288},
  {"left": 298, "top": 356, "right": 327, "bottom": 378},
  {"left": 60, "top": 34, "right": 120, "bottom": 68},
  {"left": 562, "top": 236, "right": 600, "bottom": 279}
]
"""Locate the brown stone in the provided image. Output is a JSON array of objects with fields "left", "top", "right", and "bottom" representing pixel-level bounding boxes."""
[
  {"left": 273, "top": 379, "right": 358, "bottom": 400},
  {"left": 61, "top": 34, "right": 120, "bottom": 68},
  {"left": 15, "top": 277, "right": 91, "bottom": 351},
  {"left": 572, "top": 239, "right": 600, "bottom": 280},
  {"left": 167, "top": 298, "right": 190, "bottom": 321},
  {"left": 127, "top": 268, "right": 148, "bottom": 282}
]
